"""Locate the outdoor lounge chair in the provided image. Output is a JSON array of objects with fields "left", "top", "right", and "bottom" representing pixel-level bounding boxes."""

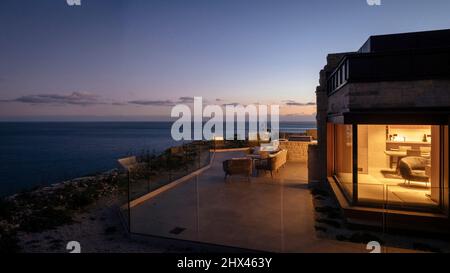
[
  {"left": 255, "top": 149, "right": 287, "bottom": 178},
  {"left": 398, "top": 156, "right": 430, "bottom": 186},
  {"left": 222, "top": 158, "right": 253, "bottom": 181}
]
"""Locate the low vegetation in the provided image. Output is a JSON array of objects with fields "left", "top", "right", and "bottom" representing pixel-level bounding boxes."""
[
  {"left": 0, "top": 170, "right": 123, "bottom": 253},
  {"left": 0, "top": 140, "right": 255, "bottom": 253},
  {"left": 0, "top": 141, "right": 213, "bottom": 253}
]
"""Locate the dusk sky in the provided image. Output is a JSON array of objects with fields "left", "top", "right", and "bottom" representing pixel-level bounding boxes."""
[{"left": 1, "top": 0, "right": 449, "bottom": 121}]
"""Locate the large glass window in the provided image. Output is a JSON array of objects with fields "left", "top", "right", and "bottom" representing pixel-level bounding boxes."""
[
  {"left": 333, "top": 123, "right": 447, "bottom": 212},
  {"left": 357, "top": 125, "right": 441, "bottom": 210},
  {"left": 334, "top": 124, "right": 353, "bottom": 199}
]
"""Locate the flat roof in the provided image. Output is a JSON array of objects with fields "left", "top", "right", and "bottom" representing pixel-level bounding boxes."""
[{"left": 358, "top": 29, "right": 450, "bottom": 53}]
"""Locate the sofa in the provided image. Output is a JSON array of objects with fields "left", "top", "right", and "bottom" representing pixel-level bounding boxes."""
[
  {"left": 222, "top": 158, "right": 253, "bottom": 180},
  {"left": 398, "top": 156, "right": 430, "bottom": 186}
]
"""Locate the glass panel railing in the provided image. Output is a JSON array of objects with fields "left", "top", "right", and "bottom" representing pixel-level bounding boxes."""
[
  {"left": 124, "top": 146, "right": 308, "bottom": 252},
  {"left": 385, "top": 184, "right": 442, "bottom": 212},
  {"left": 334, "top": 173, "right": 353, "bottom": 200},
  {"left": 128, "top": 142, "right": 212, "bottom": 201},
  {"left": 319, "top": 182, "right": 386, "bottom": 252},
  {"left": 129, "top": 165, "right": 293, "bottom": 252},
  {"left": 116, "top": 172, "right": 131, "bottom": 232},
  {"left": 356, "top": 182, "right": 386, "bottom": 210},
  {"left": 130, "top": 175, "right": 200, "bottom": 239},
  {"left": 122, "top": 150, "right": 448, "bottom": 252},
  {"left": 119, "top": 142, "right": 212, "bottom": 231},
  {"left": 383, "top": 185, "right": 449, "bottom": 253}
]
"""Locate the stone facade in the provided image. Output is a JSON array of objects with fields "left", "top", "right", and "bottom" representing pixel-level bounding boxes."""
[
  {"left": 328, "top": 80, "right": 450, "bottom": 114},
  {"left": 315, "top": 53, "right": 351, "bottom": 182}
]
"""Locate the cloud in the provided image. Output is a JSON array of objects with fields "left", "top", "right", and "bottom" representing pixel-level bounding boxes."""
[
  {"left": 178, "top": 97, "right": 195, "bottom": 103},
  {"left": 3, "top": 93, "right": 303, "bottom": 109},
  {"left": 111, "top": 102, "right": 128, "bottom": 106},
  {"left": 177, "top": 97, "right": 212, "bottom": 104},
  {"left": 1, "top": 93, "right": 218, "bottom": 107},
  {"left": 222, "top": 102, "right": 242, "bottom": 107},
  {"left": 127, "top": 99, "right": 175, "bottom": 106},
  {"left": 127, "top": 97, "right": 201, "bottom": 106},
  {"left": 283, "top": 100, "right": 316, "bottom": 106},
  {"left": 0, "top": 92, "right": 148, "bottom": 107},
  {"left": 8, "top": 92, "right": 104, "bottom": 106}
]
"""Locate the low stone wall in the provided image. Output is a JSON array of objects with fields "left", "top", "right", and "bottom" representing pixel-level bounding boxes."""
[{"left": 279, "top": 141, "right": 311, "bottom": 163}]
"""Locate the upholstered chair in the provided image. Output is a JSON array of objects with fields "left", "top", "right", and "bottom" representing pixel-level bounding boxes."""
[{"left": 398, "top": 156, "right": 430, "bottom": 186}]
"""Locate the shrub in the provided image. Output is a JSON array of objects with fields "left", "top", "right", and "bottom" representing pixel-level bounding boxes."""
[
  {"left": 19, "top": 207, "right": 73, "bottom": 233},
  {"left": 67, "top": 191, "right": 96, "bottom": 210}
]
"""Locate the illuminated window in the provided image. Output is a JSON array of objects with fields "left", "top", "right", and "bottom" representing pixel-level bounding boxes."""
[
  {"left": 333, "top": 124, "right": 446, "bottom": 211},
  {"left": 357, "top": 125, "right": 440, "bottom": 210}
]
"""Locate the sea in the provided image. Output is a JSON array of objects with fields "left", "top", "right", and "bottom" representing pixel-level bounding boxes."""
[{"left": 0, "top": 121, "right": 315, "bottom": 196}]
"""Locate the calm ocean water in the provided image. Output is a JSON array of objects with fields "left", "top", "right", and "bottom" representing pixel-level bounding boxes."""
[{"left": 0, "top": 121, "right": 315, "bottom": 196}]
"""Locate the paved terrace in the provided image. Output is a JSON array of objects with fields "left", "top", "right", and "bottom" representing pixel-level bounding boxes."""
[{"left": 129, "top": 150, "right": 414, "bottom": 253}]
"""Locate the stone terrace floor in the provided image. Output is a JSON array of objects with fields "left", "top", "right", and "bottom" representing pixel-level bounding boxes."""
[{"left": 129, "top": 150, "right": 417, "bottom": 253}]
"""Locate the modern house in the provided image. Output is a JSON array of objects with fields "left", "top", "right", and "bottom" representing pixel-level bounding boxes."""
[
  {"left": 315, "top": 29, "right": 450, "bottom": 233},
  {"left": 119, "top": 29, "right": 450, "bottom": 252}
]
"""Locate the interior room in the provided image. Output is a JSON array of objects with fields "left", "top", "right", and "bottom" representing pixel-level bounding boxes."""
[{"left": 334, "top": 124, "right": 441, "bottom": 210}]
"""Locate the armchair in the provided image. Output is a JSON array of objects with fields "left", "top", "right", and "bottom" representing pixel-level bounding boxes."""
[
  {"left": 223, "top": 158, "right": 253, "bottom": 181},
  {"left": 398, "top": 156, "right": 430, "bottom": 186}
]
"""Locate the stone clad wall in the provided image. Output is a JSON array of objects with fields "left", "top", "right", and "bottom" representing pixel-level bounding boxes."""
[
  {"left": 328, "top": 80, "right": 450, "bottom": 112},
  {"left": 316, "top": 53, "right": 350, "bottom": 182},
  {"left": 279, "top": 141, "right": 310, "bottom": 163}
]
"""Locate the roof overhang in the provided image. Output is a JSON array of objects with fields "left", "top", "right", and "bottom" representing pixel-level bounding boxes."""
[{"left": 327, "top": 108, "right": 450, "bottom": 125}]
